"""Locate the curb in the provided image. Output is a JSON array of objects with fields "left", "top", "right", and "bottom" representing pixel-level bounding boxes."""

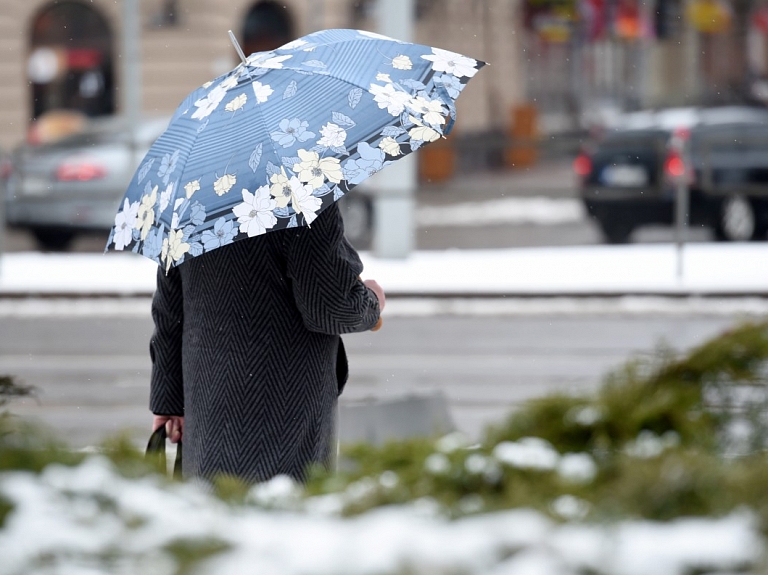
[{"left": 0, "top": 290, "right": 767, "bottom": 299}]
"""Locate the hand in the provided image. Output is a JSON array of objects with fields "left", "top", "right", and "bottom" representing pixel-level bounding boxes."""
[
  {"left": 153, "top": 415, "right": 184, "bottom": 443},
  {"left": 364, "top": 279, "right": 386, "bottom": 311}
]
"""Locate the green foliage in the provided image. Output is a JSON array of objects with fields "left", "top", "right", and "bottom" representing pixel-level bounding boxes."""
[
  {"left": 164, "top": 537, "right": 231, "bottom": 575},
  {"left": 0, "top": 494, "right": 12, "bottom": 528},
  {"left": 211, "top": 474, "right": 253, "bottom": 504},
  {"left": 304, "top": 320, "right": 768, "bottom": 531},
  {"left": 0, "top": 415, "right": 84, "bottom": 474},
  {"left": 100, "top": 433, "right": 170, "bottom": 479},
  {"left": 0, "top": 375, "right": 33, "bottom": 408}
]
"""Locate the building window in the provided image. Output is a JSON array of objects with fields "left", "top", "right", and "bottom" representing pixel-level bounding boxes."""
[
  {"left": 28, "top": 1, "right": 114, "bottom": 123},
  {"left": 242, "top": 1, "right": 295, "bottom": 55}
]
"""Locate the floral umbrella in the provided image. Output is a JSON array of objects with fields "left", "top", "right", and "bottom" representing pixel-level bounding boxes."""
[{"left": 107, "top": 28, "right": 485, "bottom": 270}]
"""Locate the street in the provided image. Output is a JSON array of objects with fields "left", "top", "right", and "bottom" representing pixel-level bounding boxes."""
[{"left": 0, "top": 304, "right": 751, "bottom": 447}]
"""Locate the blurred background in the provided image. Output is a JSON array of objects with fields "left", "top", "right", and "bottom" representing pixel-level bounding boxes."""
[
  {"left": 5, "top": 0, "right": 768, "bottom": 252},
  {"left": 0, "top": 0, "right": 767, "bottom": 448}
]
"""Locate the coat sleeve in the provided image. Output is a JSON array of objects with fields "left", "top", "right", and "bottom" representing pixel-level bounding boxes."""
[
  {"left": 285, "top": 203, "right": 381, "bottom": 335},
  {"left": 149, "top": 266, "right": 185, "bottom": 416}
]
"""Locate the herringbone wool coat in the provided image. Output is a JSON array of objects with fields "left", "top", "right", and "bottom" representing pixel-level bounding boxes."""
[{"left": 149, "top": 204, "right": 380, "bottom": 483}]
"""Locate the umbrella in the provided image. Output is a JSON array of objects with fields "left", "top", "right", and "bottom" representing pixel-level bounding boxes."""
[{"left": 107, "top": 28, "right": 485, "bottom": 270}]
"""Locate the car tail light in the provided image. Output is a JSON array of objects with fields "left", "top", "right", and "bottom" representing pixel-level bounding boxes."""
[
  {"left": 573, "top": 153, "right": 592, "bottom": 178},
  {"left": 55, "top": 159, "right": 107, "bottom": 181},
  {"left": 664, "top": 151, "right": 686, "bottom": 179}
]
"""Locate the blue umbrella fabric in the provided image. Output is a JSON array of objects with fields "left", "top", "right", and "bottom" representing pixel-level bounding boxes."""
[{"left": 107, "top": 28, "right": 485, "bottom": 270}]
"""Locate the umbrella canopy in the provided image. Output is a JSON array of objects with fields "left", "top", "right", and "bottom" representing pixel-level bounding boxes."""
[{"left": 107, "top": 28, "right": 485, "bottom": 270}]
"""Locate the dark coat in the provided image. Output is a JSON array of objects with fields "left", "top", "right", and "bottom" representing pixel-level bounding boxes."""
[{"left": 149, "top": 204, "right": 380, "bottom": 483}]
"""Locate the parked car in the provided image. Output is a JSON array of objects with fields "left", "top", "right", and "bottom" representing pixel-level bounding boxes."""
[
  {"left": 576, "top": 106, "right": 768, "bottom": 243},
  {"left": 5, "top": 116, "right": 170, "bottom": 250}
]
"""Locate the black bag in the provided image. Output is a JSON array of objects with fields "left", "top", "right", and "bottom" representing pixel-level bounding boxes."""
[{"left": 145, "top": 426, "right": 183, "bottom": 480}]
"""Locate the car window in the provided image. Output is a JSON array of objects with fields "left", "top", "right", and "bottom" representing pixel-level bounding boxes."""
[
  {"left": 39, "top": 116, "right": 170, "bottom": 149},
  {"left": 587, "top": 131, "right": 666, "bottom": 187},
  {"left": 691, "top": 124, "right": 768, "bottom": 186}
]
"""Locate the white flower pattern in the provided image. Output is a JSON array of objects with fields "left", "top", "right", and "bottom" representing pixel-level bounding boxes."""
[
  {"left": 233, "top": 186, "right": 277, "bottom": 237},
  {"left": 422, "top": 47, "right": 479, "bottom": 79},
  {"left": 317, "top": 123, "right": 347, "bottom": 148},
  {"left": 407, "top": 96, "right": 447, "bottom": 127},
  {"left": 379, "top": 137, "right": 402, "bottom": 156},
  {"left": 408, "top": 115, "right": 441, "bottom": 143},
  {"left": 392, "top": 55, "right": 413, "bottom": 70},
  {"left": 113, "top": 199, "right": 138, "bottom": 251},
  {"left": 252, "top": 81, "right": 273, "bottom": 104},
  {"left": 369, "top": 83, "right": 412, "bottom": 116},
  {"left": 269, "top": 169, "right": 322, "bottom": 222},
  {"left": 293, "top": 149, "right": 343, "bottom": 188},
  {"left": 289, "top": 181, "right": 322, "bottom": 224},
  {"left": 159, "top": 183, "right": 174, "bottom": 213},
  {"left": 214, "top": 174, "right": 237, "bottom": 196},
  {"left": 191, "top": 84, "right": 228, "bottom": 120},
  {"left": 246, "top": 52, "right": 293, "bottom": 69}
]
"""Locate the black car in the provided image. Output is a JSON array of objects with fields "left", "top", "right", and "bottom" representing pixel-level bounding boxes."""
[{"left": 577, "top": 106, "right": 768, "bottom": 243}]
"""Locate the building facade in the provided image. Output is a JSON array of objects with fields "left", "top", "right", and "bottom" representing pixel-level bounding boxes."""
[
  {"left": 3, "top": 0, "right": 762, "bottom": 154},
  {"left": 0, "top": 0, "right": 525, "bottom": 151}
]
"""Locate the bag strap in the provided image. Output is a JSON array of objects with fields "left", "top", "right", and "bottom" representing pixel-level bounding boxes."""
[{"left": 145, "top": 426, "right": 183, "bottom": 480}]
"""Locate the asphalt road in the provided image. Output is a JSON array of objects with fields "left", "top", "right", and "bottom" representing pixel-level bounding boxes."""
[{"left": 0, "top": 308, "right": 750, "bottom": 447}]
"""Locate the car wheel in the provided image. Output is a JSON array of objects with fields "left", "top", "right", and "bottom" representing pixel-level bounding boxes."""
[
  {"left": 32, "top": 229, "right": 76, "bottom": 251},
  {"left": 717, "top": 195, "right": 755, "bottom": 242}
]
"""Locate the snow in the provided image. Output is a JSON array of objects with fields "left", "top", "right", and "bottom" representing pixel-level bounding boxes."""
[
  {"left": 0, "top": 456, "right": 763, "bottom": 575},
  {"left": 360, "top": 243, "right": 768, "bottom": 295},
  {"left": 0, "top": 242, "right": 766, "bottom": 298},
  {"left": 416, "top": 196, "right": 585, "bottom": 226},
  {"left": 492, "top": 438, "right": 561, "bottom": 471}
]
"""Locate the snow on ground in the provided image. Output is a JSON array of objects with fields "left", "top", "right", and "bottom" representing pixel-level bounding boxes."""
[
  {"left": 0, "top": 242, "right": 766, "bottom": 297},
  {"left": 0, "top": 457, "right": 763, "bottom": 575},
  {"left": 416, "top": 197, "right": 585, "bottom": 226},
  {"left": 360, "top": 243, "right": 768, "bottom": 295}
]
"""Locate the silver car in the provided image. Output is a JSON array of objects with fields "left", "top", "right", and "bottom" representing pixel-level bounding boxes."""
[{"left": 5, "top": 116, "right": 170, "bottom": 250}]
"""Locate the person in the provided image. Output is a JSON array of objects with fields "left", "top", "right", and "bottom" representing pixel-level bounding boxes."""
[{"left": 149, "top": 203, "right": 384, "bottom": 484}]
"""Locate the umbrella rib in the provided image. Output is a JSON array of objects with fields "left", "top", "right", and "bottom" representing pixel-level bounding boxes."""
[{"left": 247, "top": 79, "right": 288, "bottom": 189}]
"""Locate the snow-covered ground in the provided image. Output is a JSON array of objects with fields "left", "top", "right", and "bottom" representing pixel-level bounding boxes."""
[
  {"left": 416, "top": 196, "right": 585, "bottom": 226},
  {"left": 0, "top": 456, "right": 764, "bottom": 575},
  {"left": 0, "top": 242, "right": 766, "bottom": 297}
]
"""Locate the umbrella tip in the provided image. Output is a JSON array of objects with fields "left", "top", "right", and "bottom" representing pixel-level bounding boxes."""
[{"left": 228, "top": 30, "right": 248, "bottom": 65}]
